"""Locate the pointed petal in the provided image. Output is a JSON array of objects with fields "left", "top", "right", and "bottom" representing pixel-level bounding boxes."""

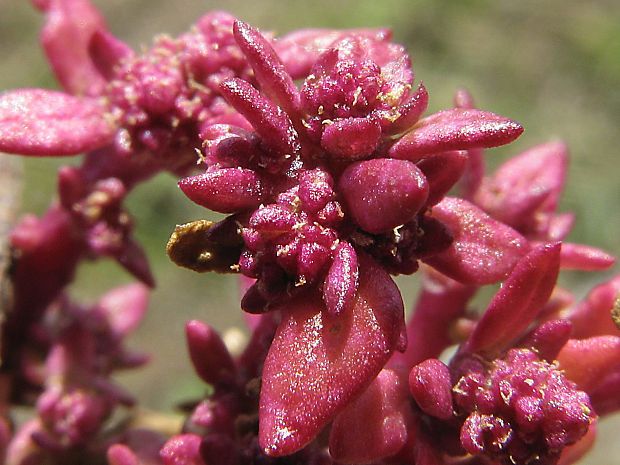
[
  {"left": 588, "top": 368, "right": 620, "bottom": 415},
  {"left": 179, "top": 168, "right": 263, "bottom": 213},
  {"left": 388, "top": 109, "right": 523, "bottom": 162},
  {"left": 454, "top": 87, "right": 476, "bottom": 109},
  {"left": 329, "top": 369, "right": 411, "bottom": 464},
  {"left": 107, "top": 444, "right": 139, "bottom": 465},
  {"left": 160, "top": 434, "right": 203, "bottom": 465},
  {"left": 219, "top": 78, "right": 300, "bottom": 156},
  {"left": 422, "top": 198, "right": 528, "bottom": 285},
  {"left": 339, "top": 158, "right": 428, "bottom": 234},
  {"left": 457, "top": 148, "right": 486, "bottom": 200},
  {"left": 259, "top": 253, "right": 404, "bottom": 456},
  {"left": 464, "top": 243, "right": 561, "bottom": 355},
  {"left": 185, "top": 320, "right": 236, "bottom": 387},
  {"left": 557, "top": 336, "right": 620, "bottom": 392},
  {"left": 35, "top": 0, "right": 109, "bottom": 96},
  {"left": 323, "top": 241, "right": 359, "bottom": 316},
  {"left": 0, "top": 89, "right": 114, "bottom": 156},
  {"left": 233, "top": 20, "right": 301, "bottom": 118}
]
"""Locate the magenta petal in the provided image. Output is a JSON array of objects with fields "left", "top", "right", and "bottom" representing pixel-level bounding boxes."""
[
  {"left": 321, "top": 117, "right": 382, "bottom": 159},
  {"left": 0, "top": 89, "right": 114, "bottom": 156},
  {"left": 339, "top": 158, "right": 429, "bottom": 234},
  {"left": 388, "top": 109, "right": 523, "bottom": 162},
  {"left": 417, "top": 151, "right": 468, "bottom": 206},
  {"left": 36, "top": 0, "right": 109, "bottom": 96},
  {"left": 464, "top": 242, "right": 561, "bottom": 355},
  {"left": 179, "top": 168, "right": 263, "bottom": 213},
  {"left": 409, "top": 359, "right": 453, "bottom": 420},
  {"left": 185, "top": 320, "right": 236, "bottom": 387},
  {"left": 423, "top": 197, "right": 528, "bottom": 285},
  {"left": 233, "top": 20, "right": 301, "bottom": 118},
  {"left": 323, "top": 241, "right": 359, "bottom": 316},
  {"left": 259, "top": 253, "right": 404, "bottom": 456},
  {"left": 329, "top": 369, "right": 410, "bottom": 464},
  {"left": 220, "top": 78, "right": 300, "bottom": 156}
]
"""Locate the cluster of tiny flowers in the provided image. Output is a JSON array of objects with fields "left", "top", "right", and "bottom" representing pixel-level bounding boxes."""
[
  {"left": 104, "top": 11, "right": 253, "bottom": 173},
  {"left": 453, "top": 349, "right": 593, "bottom": 464},
  {"left": 0, "top": 1, "right": 618, "bottom": 465}
]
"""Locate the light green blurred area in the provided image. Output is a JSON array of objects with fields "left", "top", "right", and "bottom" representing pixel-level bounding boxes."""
[{"left": 1, "top": 0, "right": 619, "bottom": 461}]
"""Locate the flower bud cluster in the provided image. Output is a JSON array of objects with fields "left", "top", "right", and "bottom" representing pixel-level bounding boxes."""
[
  {"left": 453, "top": 349, "right": 593, "bottom": 464},
  {"left": 106, "top": 12, "right": 253, "bottom": 173}
]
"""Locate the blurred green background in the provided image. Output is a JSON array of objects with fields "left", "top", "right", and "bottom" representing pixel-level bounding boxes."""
[{"left": 1, "top": 0, "right": 619, "bottom": 462}]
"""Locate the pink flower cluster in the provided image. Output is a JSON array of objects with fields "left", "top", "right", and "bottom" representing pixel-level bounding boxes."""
[{"left": 0, "top": 1, "right": 618, "bottom": 465}]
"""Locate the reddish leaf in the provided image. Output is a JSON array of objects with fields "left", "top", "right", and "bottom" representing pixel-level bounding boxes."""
[
  {"left": 0, "top": 89, "right": 114, "bottom": 156},
  {"left": 464, "top": 242, "right": 561, "bottom": 355},
  {"left": 422, "top": 197, "right": 528, "bottom": 285},
  {"left": 323, "top": 241, "right": 359, "bottom": 316},
  {"left": 321, "top": 117, "right": 382, "bottom": 159},
  {"left": 185, "top": 320, "right": 236, "bottom": 387},
  {"left": 233, "top": 20, "right": 301, "bottom": 119},
  {"left": 259, "top": 254, "right": 404, "bottom": 455},
  {"left": 179, "top": 168, "right": 264, "bottom": 213},
  {"left": 557, "top": 336, "right": 620, "bottom": 392},
  {"left": 35, "top": 0, "right": 109, "bottom": 96},
  {"left": 409, "top": 358, "right": 454, "bottom": 420},
  {"left": 220, "top": 78, "right": 300, "bottom": 157},
  {"left": 388, "top": 109, "right": 523, "bottom": 162}
]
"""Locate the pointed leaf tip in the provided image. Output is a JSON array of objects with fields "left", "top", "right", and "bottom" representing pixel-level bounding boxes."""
[{"left": 389, "top": 109, "right": 523, "bottom": 162}]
